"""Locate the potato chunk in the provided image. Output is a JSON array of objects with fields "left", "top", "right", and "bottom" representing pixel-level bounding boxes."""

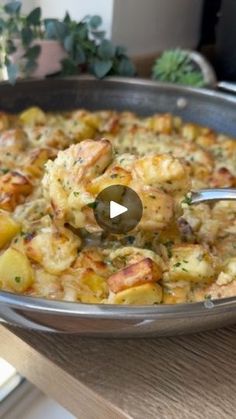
[
  {"left": 0, "top": 212, "right": 20, "bottom": 249},
  {"left": 149, "top": 114, "right": 174, "bottom": 134},
  {"left": 224, "top": 258, "right": 236, "bottom": 277},
  {"left": 0, "top": 129, "right": 28, "bottom": 173},
  {"left": 24, "top": 148, "right": 55, "bottom": 178},
  {"left": 81, "top": 270, "right": 108, "bottom": 298},
  {"left": 134, "top": 154, "right": 190, "bottom": 195},
  {"left": 73, "top": 247, "right": 108, "bottom": 276},
  {"left": 163, "top": 283, "right": 191, "bottom": 304},
  {"left": 19, "top": 107, "right": 46, "bottom": 126},
  {"left": 138, "top": 187, "right": 174, "bottom": 231},
  {"left": 0, "top": 248, "right": 34, "bottom": 292},
  {"left": 109, "top": 283, "right": 162, "bottom": 305},
  {"left": 27, "top": 126, "right": 70, "bottom": 150},
  {"left": 167, "top": 244, "right": 215, "bottom": 283},
  {"left": 33, "top": 270, "right": 62, "bottom": 299},
  {"left": 181, "top": 123, "right": 201, "bottom": 141},
  {"left": 25, "top": 226, "right": 81, "bottom": 274},
  {"left": 0, "top": 112, "right": 9, "bottom": 132},
  {"left": 87, "top": 166, "right": 132, "bottom": 195},
  {"left": 0, "top": 171, "right": 33, "bottom": 211},
  {"left": 108, "top": 258, "right": 162, "bottom": 293},
  {"left": 0, "top": 128, "right": 28, "bottom": 151}
]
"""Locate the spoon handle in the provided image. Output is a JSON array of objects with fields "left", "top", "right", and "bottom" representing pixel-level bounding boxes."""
[{"left": 191, "top": 188, "right": 236, "bottom": 204}]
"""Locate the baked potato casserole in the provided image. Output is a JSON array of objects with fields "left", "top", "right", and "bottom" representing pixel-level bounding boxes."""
[{"left": 0, "top": 106, "right": 236, "bottom": 305}]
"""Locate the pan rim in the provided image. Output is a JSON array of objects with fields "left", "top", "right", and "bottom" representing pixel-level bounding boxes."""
[
  {"left": 0, "top": 290, "right": 236, "bottom": 319},
  {"left": 2, "top": 74, "right": 236, "bottom": 105}
]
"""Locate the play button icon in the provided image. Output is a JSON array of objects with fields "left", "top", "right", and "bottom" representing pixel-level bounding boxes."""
[
  {"left": 93, "top": 185, "right": 143, "bottom": 234},
  {"left": 110, "top": 201, "right": 128, "bottom": 219}
]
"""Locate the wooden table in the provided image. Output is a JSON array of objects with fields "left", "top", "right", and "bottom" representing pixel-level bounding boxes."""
[{"left": 0, "top": 324, "right": 235, "bottom": 419}]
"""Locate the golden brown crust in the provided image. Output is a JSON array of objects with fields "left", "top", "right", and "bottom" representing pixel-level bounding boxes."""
[
  {"left": 0, "top": 171, "right": 33, "bottom": 211},
  {"left": 108, "top": 258, "right": 162, "bottom": 293}
]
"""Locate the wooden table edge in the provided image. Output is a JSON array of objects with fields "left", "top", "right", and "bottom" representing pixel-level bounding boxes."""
[{"left": 0, "top": 325, "right": 131, "bottom": 419}]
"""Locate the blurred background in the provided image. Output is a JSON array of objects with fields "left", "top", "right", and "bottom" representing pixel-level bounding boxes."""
[
  {"left": 0, "top": 0, "right": 234, "bottom": 84},
  {"left": 4, "top": 0, "right": 204, "bottom": 54}
]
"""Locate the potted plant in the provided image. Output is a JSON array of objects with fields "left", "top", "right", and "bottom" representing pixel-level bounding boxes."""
[
  {"left": 0, "top": 1, "right": 135, "bottom": 84},
  {"left": 152, "top": 49, "right": 216, "bottom": 87}
]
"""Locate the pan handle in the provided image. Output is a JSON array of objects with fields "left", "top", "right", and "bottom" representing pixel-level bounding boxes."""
[{"left": 217, "top": 81, "right": 236, "bottom": 94}]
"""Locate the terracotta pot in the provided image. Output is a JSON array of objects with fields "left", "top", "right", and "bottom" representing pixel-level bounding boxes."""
[{"left": 11, "top": 39, "right": 67, "bottom": 78}]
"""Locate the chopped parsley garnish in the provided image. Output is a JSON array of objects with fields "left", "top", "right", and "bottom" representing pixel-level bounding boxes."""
[
  {"left": 73, "top": 191, "right": 80, "bottom": 197},
  {"left": 182, "top": 194, "right": 192, "bottom": 205},
  {"left": 213, "top": 148, "right": 223, "bottom": 159},
  {"left": 1, "top": 168, "right": 9, "bottom": 174},
  {"left": 87, "top": 201, "right": 98, "bottom": 209},
  {"left": 74, "top": 157, "right": 84, "bottom": 165},
  {"left": 164, "top": 240, "right": 174, "bottom": 258},
  {"left": 204, "top": 294, "right": 212, "bottom": 300},
  {"left": 173, "top": 262, "right": 181, "bottom": 268},
  {"left": 126, "top": 236, "right": 135, "bottom": 244},
  {"left": 14, "top": 276, "right": 21, "bottom": 283},
  {"left": 110, "top": 174, "right": 118, "bottom": 179}
]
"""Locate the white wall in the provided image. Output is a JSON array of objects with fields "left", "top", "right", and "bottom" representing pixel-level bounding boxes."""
[
  {"left": 112, "top": 0, "right": 204, "bottom": 55},
  {"left": 21, "top": 0, "right": 38, "bottom": 13},
  {"left": 0, "top": 0, "right": 38, "bottom": 13},
  {"left": 39, "top": 0, "right": 114, "bottom": 38},
  {"left": 0, "top": 0, "right": 114, "bottom": 37}
]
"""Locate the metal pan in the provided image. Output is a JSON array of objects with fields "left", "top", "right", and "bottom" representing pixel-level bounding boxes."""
[{"left": 0, "top": 76, "right": 236, "bottom": 337}]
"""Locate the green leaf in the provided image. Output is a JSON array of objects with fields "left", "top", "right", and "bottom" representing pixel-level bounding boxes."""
[
  {"left": 61, "top": 57, "right": 78, "bottom": 75},
  {"left": 6, "top": 39, "right": 17, "bottom": 54},
  {"left": 0, "top": 18, "right": 6, "bottom": 33},
  {"left": 24, "top": 59, "right": 37, "bottom": 76},
  {"left": 91, "top": 30, "right": 105, "bottom": 40},
  {"left": 63, "top": 34, "right": 74, "bottom": 53},
  {"left": 89, "top": 15, "right": 102, "bottom": 29},
  {"left": 7, "top": 62, "right": 18, "bottom": 84},
  {"left": 21, "top": 27, "right": 34, "bottom": 47},
  {"left": 63, "top": 12, "right": 71, "bottom": 24},
  {"left": 24, "top": 45, "right": 41, "bottom": 60},
  {"left": 152, "top": 49, "right": 205, "bottom": 87},
  {"left": 76, "top": 22, "right": 88, "bottom": 41},
  {"left": 44, "top": 20, "right": 67, "bottom": 41},
  {"left": 75, "top": 45, "right": 86, "bottom": 65},
  {"left": 117, "top": 58, "right": 136, "bottom": 76},
  {"left": 5, "top": 16, "right": 19, "bottom": 35},
  {"left": 82, "top": 39, "right": 96, "bottom": 54},
  {"left": 93, "top": 58, "right": 112, "bottom": 78},
  {"left": 152, "top": 49, "right": 188, "bottom": 81},
  {"left": 178, "top": 72, "right": 205, "bottom": 87},
  {"left": 116, "top": 45, "right": 127, "bottom": 56},
  {"left": 98, "top": 40, "right": 116, "bottom": 60},
  {"left": 4, "top": 1, "right": 21, "bottom": 15},
  {"left": 44, "top": 19, "right": 55, "bottom": 38},
  {"left": 26, "top": 7, "right": 41, "bottom": 26}
]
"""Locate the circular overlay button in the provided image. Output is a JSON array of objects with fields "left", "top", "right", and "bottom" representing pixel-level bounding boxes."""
[{"left": 94, "top": 185, "right": 143, "bottom": 234}]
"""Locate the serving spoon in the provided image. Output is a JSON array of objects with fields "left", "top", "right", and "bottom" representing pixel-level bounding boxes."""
[{"left": 190, "top": 188, "right": 236, "bottom": 204}]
